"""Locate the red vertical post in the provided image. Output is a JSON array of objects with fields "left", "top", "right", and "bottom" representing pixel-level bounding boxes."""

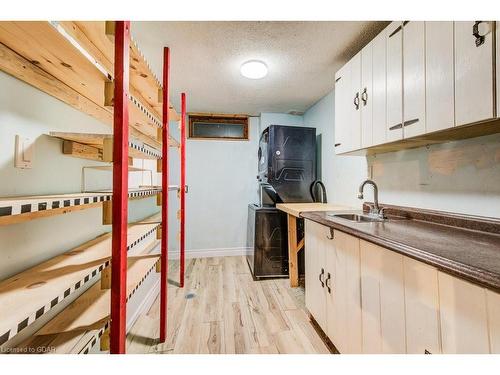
[
  {"left": 159, "top": 47, "right": 170, "bottom": 343},
  {"left": 110, "top": 21, "right": 130, "bottom": 355},
  {"left": 180, "top": 93, "right": 186, "bottom": 288}
]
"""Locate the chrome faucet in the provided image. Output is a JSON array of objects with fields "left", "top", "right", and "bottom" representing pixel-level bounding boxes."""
[{"left": 358, "top": 179, "right": 384, "bottom": 218}]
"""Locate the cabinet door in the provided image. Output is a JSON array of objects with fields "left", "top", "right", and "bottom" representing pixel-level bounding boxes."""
[
  {"left": 497, "top": 21, "right": 499, "bottom": 117},
  {"left": 487, "top": 290, "right": 500, "bottom": 353},
  {"left": 403, "top": 258, "right": 441, "bottom": 354},
  {"left": 425, "top": 21, "right": 455, "bottom": 133},
  {"left": 361, "top": 43, "right": 373, "bottom": 148},
  {"left": 334, "top": 63, "right": 350, "bottom": 154},
  {"left": 372, "top": 31, "right": 387, "bottom": 146},
  {"left": 454, "top": 21, "right": 495, "bottom": 126},
  {"left": 386, "top": 21, "right": 404, "bottom": 142},
  {"left": 348, "top": 52, "right": 362, "bottom": 151},
  {"left": 304, "top": 220, "right": 327, "bottom": 331},
  {"left": 327, "top": 231, "right": 362, "bottom": 354},
  {"left": 438, "top": 272, "right": 490, "bottom": 353},
  {"left": 403, "top": 21, "right": 426, "bottom": 137},
  {"left": 360, "top": 241, "right": 406, "bottom": 353}
]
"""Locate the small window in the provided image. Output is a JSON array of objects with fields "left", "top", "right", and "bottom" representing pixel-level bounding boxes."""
[{"left": 188, "top": 114, "right": 249, "bottom": 140}]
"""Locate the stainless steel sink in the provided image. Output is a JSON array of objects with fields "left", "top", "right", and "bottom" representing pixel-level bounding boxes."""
[{"left": 328, "top": 213, "right": 385, "bottom": 223}]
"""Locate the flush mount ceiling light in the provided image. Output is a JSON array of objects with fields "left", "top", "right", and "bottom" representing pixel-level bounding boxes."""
[{"left": 240, "top": 60, "right": 268, "bottom": 79}]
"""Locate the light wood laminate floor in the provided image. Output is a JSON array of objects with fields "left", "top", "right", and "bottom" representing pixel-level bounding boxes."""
[{"left": 126, "top": 256, "right": 330, "bottom": 354}]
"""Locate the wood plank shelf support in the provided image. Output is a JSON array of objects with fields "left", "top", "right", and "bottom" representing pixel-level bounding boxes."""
[
  {"left": 159, "top": 46, "right": 170, "bottom": 344},
  {"left": 110, "top": 20, "right": 130, "bottom": 355}
]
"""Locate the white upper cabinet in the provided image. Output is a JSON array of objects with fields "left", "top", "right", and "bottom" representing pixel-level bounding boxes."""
[
  {"left": 349, "top": 52, "right": 362, "bottom": 151},
  {"left": 386, "top": 21, "right": 404, "bottom": 142},
  {"left": 425, "top": 21, "right": 455, "bottom": 133},
  {"left": 361, "top": 43, "right": 373, "bottom": 148},
  {"left": 403, "top": 21, "right": 426, "bottom": 137},
  {"left": 372, "top": 31, "right": 387, "bottom": 146},
  {"left": 334, "top": 63, "right": 350, "bottom": 154},
  {"left": 454, "top": 21, "right": 495, "bottom": 126}
]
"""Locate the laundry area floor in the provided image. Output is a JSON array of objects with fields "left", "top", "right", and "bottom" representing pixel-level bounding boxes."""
[{"left": 127, "top": 257, "right": 330, "bottom": 354}]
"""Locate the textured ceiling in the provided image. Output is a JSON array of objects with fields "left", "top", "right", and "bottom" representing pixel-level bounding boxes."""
[{"left": 132, "top": 21, "right": 389, "bottom": 116}]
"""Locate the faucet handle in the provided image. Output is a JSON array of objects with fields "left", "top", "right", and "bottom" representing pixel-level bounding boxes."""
[{"left": 357, "top": 192, "right": 364, "bottom": 199}]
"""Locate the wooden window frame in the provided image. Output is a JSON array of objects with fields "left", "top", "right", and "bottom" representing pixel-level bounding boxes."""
[{"left": 188, "top": 114, "right": 249, "bottom": 141}]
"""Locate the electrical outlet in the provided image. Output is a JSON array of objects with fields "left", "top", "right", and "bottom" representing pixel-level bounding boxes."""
[{"left": 15, "top": 135, "right": 34, "bottom": 169}]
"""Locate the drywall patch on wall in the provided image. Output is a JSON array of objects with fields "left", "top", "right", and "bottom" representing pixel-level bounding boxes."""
[{"left": 367, "top": 132, "right": 500, "bottom": 217}]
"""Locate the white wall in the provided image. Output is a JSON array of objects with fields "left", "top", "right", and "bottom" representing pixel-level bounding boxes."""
[
  {"left": 184, "top": 117, "right": 259, "bottom": 255},
  {"left": 304, "top": 88, "right": 500, "bottom": 218},
  {"left": 0, "top": 71, "right": 163, "bottom": 279},
  {"left": 259, "top": 112, "right": 304, "bottom": 133}
]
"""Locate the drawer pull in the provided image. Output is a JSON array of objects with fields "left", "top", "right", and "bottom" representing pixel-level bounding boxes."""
[
  {"left": 389, "top": 25, "right": 402, "bottom": 38},
  {"left": 473, "top": 21, "right": 485, "bottom": 47},
  {"left": 319, "top": 268, "right": 325, "bottom": 288},
  {"left": 403, "top": 118, "right": 419, "bottom": 127},
  {"left": 325, "top": 272, "right": 332, "bottom": 294},
  {"left": 389, "top": 123, "right": 403, "bottom": 131},
  {"left": 354, "top": 92, "right": 360, "bottom": 110},
  {"left": 361, "top": 87, "right": 368, "bottom": 105},
  {"left": 326, "top": 228, "right": 334, "bottom": 240},
  {"left": 334, "top": 143, "right": 342, "bottom": 147}
]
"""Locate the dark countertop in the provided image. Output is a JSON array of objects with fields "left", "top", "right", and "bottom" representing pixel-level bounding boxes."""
[{"left": 301, "top": 209, "right": 500, "bottom": 292}]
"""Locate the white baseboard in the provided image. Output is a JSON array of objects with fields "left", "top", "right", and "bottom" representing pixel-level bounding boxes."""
[
  {"left": 168, "top": 247, "right": 249, "bottom": 260},
  {"left": 126, "top": 275, "right": 160, "bottom": 332}
]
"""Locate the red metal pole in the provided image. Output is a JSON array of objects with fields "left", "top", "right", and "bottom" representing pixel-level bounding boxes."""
[
  {"left": 110, "top": 20, "right": 130, "bottom": 355},
  {"left": 180, "top": 93, "right": 186, "bottom": 288},
  {"left": 159, "top": 47, "right": 170, "bottom": 343}
]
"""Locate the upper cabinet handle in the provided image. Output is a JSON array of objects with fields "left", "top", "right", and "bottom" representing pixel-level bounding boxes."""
[
  {"left": 354, "top": 93, "right": 360, "bottom": 110},
  {"left": 473, "top": 21, "right": 486, "bottom": 47},
  {"left": 361, "top": 88, "right": 368, "bottom": 105},
  {"left": 403, "top": 118, "right": 419, "bottom": 127},
  {"left": 388, "top": 24, "right": 402, "bottom": 38},
  {"left": 389, "top": 123, "right": 403, "bottom": 131},
  {"left": 335, "top": 76, "right": 342, "bottom": 83}
]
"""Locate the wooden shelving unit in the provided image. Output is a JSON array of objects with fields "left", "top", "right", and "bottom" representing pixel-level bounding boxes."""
[
  {"left": 49, "top": 132, "right": 177, "bottom": 162},
  {"left": 16, "top": 249, "right": 160, "bottom": 354},
  {"left": 0, "top": 20, "right": 186, "bottom": 354},
  {"left": 0, "top": 213, "right": 160, "bottom": 347},
  {"left": 0, "top": 21, "right": 180, "bottom": 150},
  {"left": 0, "top": 187, "right": 165, "bottom": 226}
]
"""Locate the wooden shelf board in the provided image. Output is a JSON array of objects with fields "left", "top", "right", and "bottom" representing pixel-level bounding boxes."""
[
  {"left": 50, "top": 131, "right": 177, "bottom": 157},
  {"left": 15, "top": 322, "right": 109, "bottom": 354},
  {"left": 0, "top": 213, "right": 160, "bottom": 346},
  {"left": 37, "top": 250, "right": 160, "bottom": 335},
  {"left": 57, "top": 21, "right": 180, "bottom": 121},
  {"left": 0, "top": 21, "right": 174, "bottom": 151},
  {"left": 0, "top": 188, "right": 161, "bottom": 226}
]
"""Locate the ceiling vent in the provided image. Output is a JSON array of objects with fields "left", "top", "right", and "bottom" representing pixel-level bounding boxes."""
[{"left": 287, "top": 110, "right": 304, "bottom": 116}]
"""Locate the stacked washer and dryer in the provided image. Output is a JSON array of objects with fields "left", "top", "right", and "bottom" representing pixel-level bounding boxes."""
[{"left": 247, "top": 124, "right": 322, "bottom": 280}]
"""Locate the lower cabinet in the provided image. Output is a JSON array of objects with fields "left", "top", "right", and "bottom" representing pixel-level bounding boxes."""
[
  {"left": 305, "top": 220, "right": 362, "bottom": 353},
  {"left": 305, "top": 221, "right": 500, "bottom": 354},
  {"left": 403, "top": 257, "right": 441, "bottom": 354},
  {"left": 304, "top": 220, "right": 328, "bottom": 332},
  {"left": 438, "top": 272, "right": 490, "bottom": 353},
  {"left": 360, "top": 240, "right": 406, "bottom": 353}
]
